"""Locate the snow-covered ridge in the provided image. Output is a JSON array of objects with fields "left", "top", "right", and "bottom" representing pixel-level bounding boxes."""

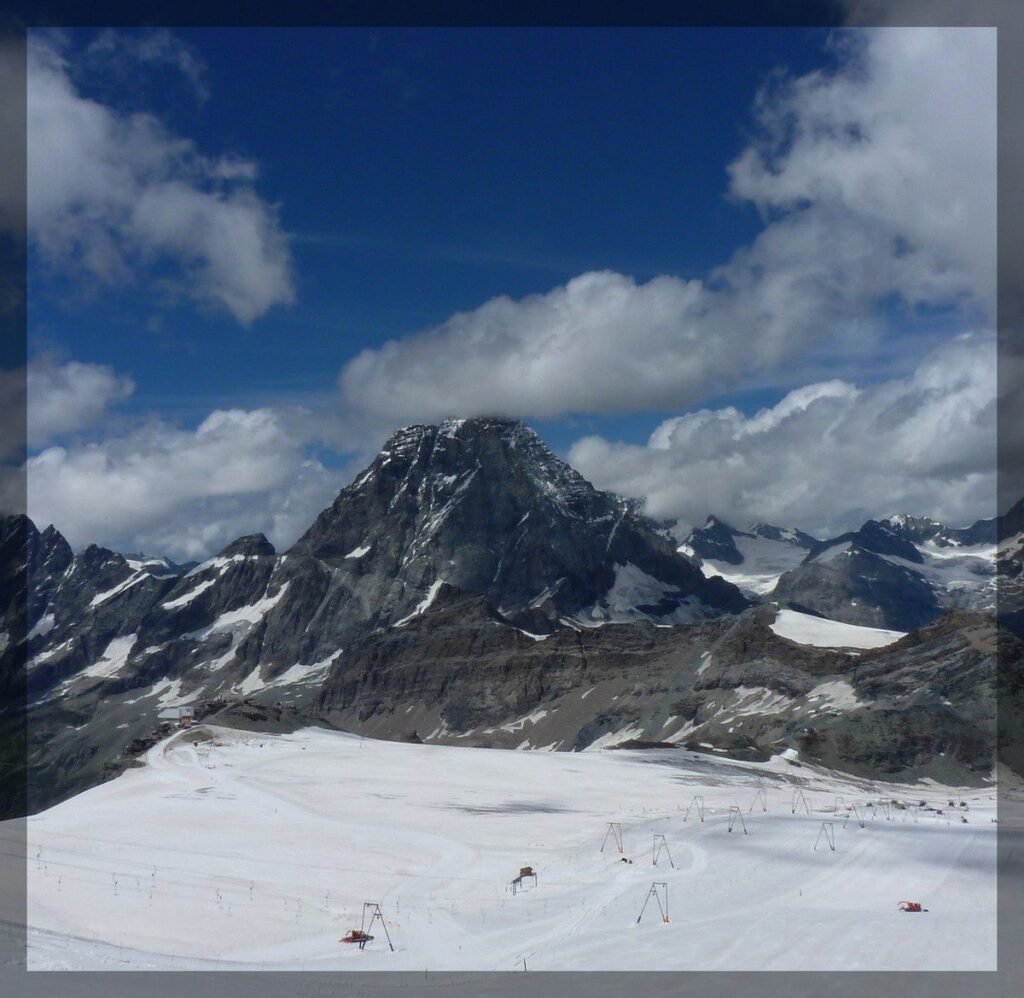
[
  {"left": 161, "top": 577, "right": 217, "bottom": 610},
  {"left": 89, "top": 571, "right": 149, "bottom": 608}
]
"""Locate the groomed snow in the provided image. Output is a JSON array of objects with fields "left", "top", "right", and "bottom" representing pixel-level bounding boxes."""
[
  {"left": 13, "top": 726, "right": 995, "bottom": 972},
  {"left": 770, "top": 609, "right": 907, "bottom": 649}
]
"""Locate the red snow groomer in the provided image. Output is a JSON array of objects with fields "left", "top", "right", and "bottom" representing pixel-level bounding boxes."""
[
  {"left": 341, "top": 929, "right": 374, "bottom": 949},
  {"left": 898, "top": 901, "right": 926, "bottom": 912}
]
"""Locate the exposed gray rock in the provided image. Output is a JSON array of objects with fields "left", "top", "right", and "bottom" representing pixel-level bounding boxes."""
[{"left": 2, "top": 422, "right": 1018, "bottom": 818}]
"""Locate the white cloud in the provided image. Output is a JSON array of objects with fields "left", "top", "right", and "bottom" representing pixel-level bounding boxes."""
[
  {"left": 567, "top": 332, "right": 996, "bottom": 536},
  {"left": 337, "top": 28, "right": 994, "bottom": 425},
  {"left": 27, "top": 33, "right": 295, "bottom": 324},
  {"left": 26, "top": 406, "right": 344, "bottom": 560},
  {"left": 27, "top": 355, "right": 134, "bottom": 446},
  {"left": 728, "top": 27, "right": 995, "bottom": 306}
]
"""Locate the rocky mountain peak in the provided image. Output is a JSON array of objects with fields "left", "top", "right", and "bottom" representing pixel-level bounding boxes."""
[
  {"left": 218, "top": 534, "right": 276, "bottom": 558},
  {"left": 289, "top": 416, "right": 747, "bottom": 627},
  {"left": 685, "top": 516, "right": 743, "bottom": 565},
  {"left": 748, "top": 523, "right": 817, "bottom": 548}
]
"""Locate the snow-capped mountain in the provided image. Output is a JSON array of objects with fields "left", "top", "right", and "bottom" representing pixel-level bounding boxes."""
[
  {"left": 1, "top": 418, "right": 1015, "bottom": 817},
  {"left": 4, "top": 418, "right": 753, "bottom": 812},
  {"left": 678, "top": 517, "right": 818, "bottom": 596},
  {"left": 771, "top": 515, "right": 997, "bottom": 632},
  {"left": 676, "top": 508, "right": 1001, "bottom": 632}
]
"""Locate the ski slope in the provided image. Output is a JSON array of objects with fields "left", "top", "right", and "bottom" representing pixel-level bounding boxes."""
[{"left": 9, "top": 725, "right": 996, "bottom": 971}]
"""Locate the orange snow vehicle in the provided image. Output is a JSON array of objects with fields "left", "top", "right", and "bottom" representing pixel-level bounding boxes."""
[
  {"left": 897, "top": 901, "right": 925, "bottom": 912},
  {"left": 341, "top": 929, "right": 374, "bottom": 949}
]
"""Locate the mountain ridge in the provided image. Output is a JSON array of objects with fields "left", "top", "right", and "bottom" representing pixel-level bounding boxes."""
[{"left": 1, "top": 417, "right": 1018, "bottom": 816}]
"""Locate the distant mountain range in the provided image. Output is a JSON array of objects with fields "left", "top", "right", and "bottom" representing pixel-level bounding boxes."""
[
  {"left": 679, "top": 507, "right": 1008, "bottom": 632},
  {"left": 1, "top": 417, "right": 1020, "bottom": 816}
]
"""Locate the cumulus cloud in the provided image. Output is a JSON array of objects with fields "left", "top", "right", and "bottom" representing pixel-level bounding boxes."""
[
  {"left": 337, "top": 28, "right": 994, "bottom": 426},
  {"left": 567, "top": 332, "right": 996, "bottom": 536},
  {"left": 728, "top": 29, "right": 995, "bottom": 306},
  {"left": 27, "top": 355, "right": 134, "bottom": 446},
  {"left": 27, "top": 34, "right": 295, "bottom": 324},
  {"left": 26, "top": 406, "right": 345, "bottom": 560}
]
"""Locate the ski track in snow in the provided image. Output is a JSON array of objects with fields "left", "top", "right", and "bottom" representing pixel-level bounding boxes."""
[{"left": 9, "top": 725, "right": 996, "bottom": 972}]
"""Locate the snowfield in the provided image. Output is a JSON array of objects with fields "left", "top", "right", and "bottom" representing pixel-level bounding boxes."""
[
  {"left": 686, "top": 534, "right": 811, "bottom": 595},
  {"left": 770, "top": 608, "right": 907, "bottom": 649},
  {"left": 8, "top": 725, "right": 995, "bottom": 971}
]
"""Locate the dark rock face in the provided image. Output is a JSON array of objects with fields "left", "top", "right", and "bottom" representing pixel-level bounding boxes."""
[
  {"left": 880, "top": 512, "right": 998, "bottom": 549},
  {"left": 684, "top": 517, "right": 747, "bottom": 565},
  {"left": 684, "top": 517, "right": 818, "bottom": 566},
  {"left": 770, "top": 511, "right": 1005, "bottom": 632},
  {"left": 805, "top": 520, "right": 925, "bottom": 565},
  {"left": 748, "top": 523, "right": 818, "bottom": 548},
  {"left": 235, "top": 418, "right": 749, "bottom": 678},
  {"left": 317, "top": 594, "right": 1003, "bottom": 786},
  {"left": 291, "top": 418, "right": 748, "bottom": 626},
  {"left": 772, "top": 546, "right": 944, "bottom": 632},
  {"left": 219, "top": 534, "right": 276, "bottom": 558}
]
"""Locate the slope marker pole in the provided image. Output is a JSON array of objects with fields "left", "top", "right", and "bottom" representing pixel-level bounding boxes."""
[
  {"left": 652, "top": 833, "right": 675, "bottom": 868},
  {"left": 843, "top": 804, "right": 865, "bottom": 829},
  {"left": 813, "top": 821, "right": 836, "bottom": 852},
  {"left": 636, "top": 882, "right": 669, "bottom": 924},
  {"left": 727, "top": 806, "right": 748, "bottom": 835},
  {"left": 601, "top": 822, "right": 624, "bottom": 854},
  {"left": 683, "top": 795, "right": 705, "bottom": 823}
]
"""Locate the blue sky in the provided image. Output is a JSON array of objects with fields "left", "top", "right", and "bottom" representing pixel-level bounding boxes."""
[
  {"left": 30, "top": 28, "right": 834, "bottom": 446},
  {"left": 23, "top": 27, "right": 997, "bottom": 557}
]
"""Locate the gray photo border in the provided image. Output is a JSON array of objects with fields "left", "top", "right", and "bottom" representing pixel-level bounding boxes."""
[{"left": 1, "top": 2, "right": 1019, "bottom": 996}]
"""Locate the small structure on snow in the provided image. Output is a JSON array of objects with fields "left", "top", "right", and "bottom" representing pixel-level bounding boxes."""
[
  {"left": 683, "top": 795, "right": 705, "bottom": 823},
  {"left": 727, "top": 806, "right": 748, "bottom": 835},
  {"left": 510, "top": 866, "right": 538, "bottom": 894},
  {"left": 157, "top": 705, "right": 195, "bottom": 729},
  {"left": 342, "top": 902, "right": 394, "bottom": 951}
]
